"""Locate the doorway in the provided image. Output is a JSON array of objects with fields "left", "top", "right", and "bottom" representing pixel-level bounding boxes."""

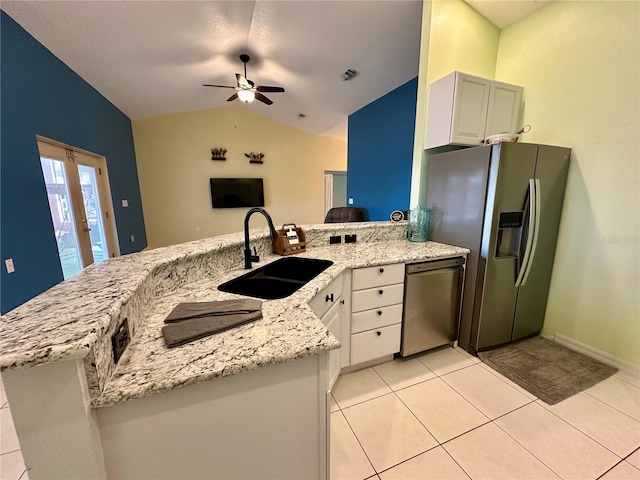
[
  {"left": 37, "top": 138, "right": 120, "bottom": 279},
  {"left": 324, "top": 171, "right": 347, "bottom": 215}
]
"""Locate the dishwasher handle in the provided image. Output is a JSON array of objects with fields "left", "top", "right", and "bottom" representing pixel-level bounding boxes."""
[{"left": 406, "top": 257, "right": 464, "bottom": 275}]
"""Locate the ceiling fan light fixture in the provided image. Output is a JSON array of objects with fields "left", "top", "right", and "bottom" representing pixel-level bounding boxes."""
[{"left": 238, "top": 90, "right": 255, "bottom": 102}]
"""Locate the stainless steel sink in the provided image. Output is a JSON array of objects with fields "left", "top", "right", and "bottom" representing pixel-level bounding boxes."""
[{"left": 218, "top": 257, "right": 334, "bottom": 300}]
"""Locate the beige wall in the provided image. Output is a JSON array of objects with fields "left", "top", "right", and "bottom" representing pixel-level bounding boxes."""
[
  {"left": 496, "top": 1, "right": 640, "bottom": 365},
  {"left": 133, "top": 105, "right": 346, "bottom": 248}
]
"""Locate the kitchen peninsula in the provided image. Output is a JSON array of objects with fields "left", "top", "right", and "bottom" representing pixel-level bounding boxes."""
[{"left": 0, "top": 222, "right": 468, "bottom": 479}]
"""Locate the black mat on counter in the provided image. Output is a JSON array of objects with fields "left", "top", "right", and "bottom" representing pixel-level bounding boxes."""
[{"left": 479, "top": 337, "right": 618, "bottom": 405}]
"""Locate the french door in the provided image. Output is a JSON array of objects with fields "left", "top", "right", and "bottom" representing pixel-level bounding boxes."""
[{"left": 37, "top": 138, "right": 120, "bottom": 279}]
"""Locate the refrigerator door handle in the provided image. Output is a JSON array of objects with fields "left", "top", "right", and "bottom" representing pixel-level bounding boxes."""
[
  {"left": 515, "top": 179, "right": 536, "bottom": 287},
  {"left": 521, "top": 179, "right": 541, "bottom": 286}
]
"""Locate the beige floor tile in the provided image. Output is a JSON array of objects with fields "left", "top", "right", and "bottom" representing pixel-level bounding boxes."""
[
  {"left": 330, "top": 411, "right": 375, "bottom": 480},
  {"left": 495, "top": 402, "right": 620, "bottom": 479},
  {"left": 0, "top": 450, "right": 26, "bottom": 480},
  {"left": 444, "top": 423, "right": 559, "bottom": 479},
  {"left": 441, "top": 364, "right": 531, "bottom": 419},
  {"left": 330, "top": 393, "right": 340, "bottom": 413},
  {"left": 585, "top": 376, "right": 640, "bottom": 421},
  {"left": 0, "top": 409, "right": 20, "bottom": 454},
  {"left": 343, "top": 393, "right": 437, "bottom": 472},
  {"left": 396, "top": 378, "right": 489, "bottom": 443},
  {"left": 599, "top": 461, "right": 640, "bottom": 480},
  {"left": 416, "top": 347, "right": 475, "bottom": 376},
  {"left": 378, "top": 446, "right": 468, "bottom": 480},
  {"left": 453, "top": 347, "right": 481, "bottom": 364},
  {"left": 372, "top": 358, "right": 436, "bottom": 391},
  {"left": 477, "top": 361, "right": 538, "bottom": 400},
  {"left": 627, "top": 449, "right": 640, "bottom": 469},
  {"left": 540, "top": 391, "right": 640, "bottom": 458},
  {"left": 333, "top": 368, "right": 392, "bottom": 409},
  {"left": 616, "top": 370, "right": 640, "bottom": 389}
]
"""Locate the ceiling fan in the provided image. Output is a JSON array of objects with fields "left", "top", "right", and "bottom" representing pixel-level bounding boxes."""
[{"left": 203, "top": 54, "right": 285, "bottom": 105}]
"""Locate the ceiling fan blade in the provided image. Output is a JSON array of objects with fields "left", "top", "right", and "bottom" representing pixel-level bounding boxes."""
[
  {"left": 202, "top": 84, "right": 235, "bottom": 88},
  {"left": 226, "top": 93, "right": 239, "bottom": 102},
  {"left": 236, "top": 73, "right": 250, "bottom": 88},
  {"left": 254, "top": 92, "right": 273, "bottom": 105},
  {"left": 256, "top": 86, "right": 285, "bottom": 93}
]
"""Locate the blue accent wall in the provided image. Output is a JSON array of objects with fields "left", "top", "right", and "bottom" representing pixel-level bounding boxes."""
[
  {"left": 0, "top": 12, "right": 147, "bottom": 314},
  {"left": 347, "top": 77, "right": 418, "bottom": 221}
]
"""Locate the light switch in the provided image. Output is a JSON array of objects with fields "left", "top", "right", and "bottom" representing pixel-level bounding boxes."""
[
  {"left": 122, "top": 200, "right": 129, "bottom": 207},
  {"left": 130, "top": 235, "right": 135, "bottom": 243},
  {"left": 5, "top": 258, "right": 15, "bottom": 274}
]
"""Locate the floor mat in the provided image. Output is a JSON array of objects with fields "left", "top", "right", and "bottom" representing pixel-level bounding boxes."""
[{"left": 478, "top": 336, "right": 618, "bottom": 405}]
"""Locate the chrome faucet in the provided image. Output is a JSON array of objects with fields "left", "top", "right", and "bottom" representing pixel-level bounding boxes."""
[{"left": 244, "top": 207, "right": 278, "bottom": 269}]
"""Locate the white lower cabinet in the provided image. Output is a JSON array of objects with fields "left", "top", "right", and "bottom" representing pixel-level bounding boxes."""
[
  {"left": 310, "top": 274, "right": 344, "bottom": 391},
  {"left": 351, "top": 323, "right": 402, "bottom": 365},
  {"left": 350, "top": 263, "right": 404, "bottom": 366},
  {"left": 323, "top": 300, "right": 343, "bottom": 389}
]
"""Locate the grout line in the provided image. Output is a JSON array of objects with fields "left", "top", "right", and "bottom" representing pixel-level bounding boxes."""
[
  {"left": 337, "top": 390, "right": 394, "bottom": 412},
  {"left": 439, "top": 444, "right": 473, "bottom": 480},
  {"left": 374, "top": 444, "right": 441, "bottom": 477},
  {"left": 337, "top": 409, "right": 378, "bottom": 475},
  {"left": 535, "top": 398, "right": 635, "bottom": 459},
  {"left": 0, "top": 448, "right": 22, "bottom": 456},
  {"left": 490, "top": 419, "right": 564, "bottom": 479},
  {"left": 1, "top": 402, "right": 8, "bottom": 409},
  {"left": 582, "top": 389, "right": 640, "bottom": 423},
  {"left": 613, "top": 374, "right": 640, "bottom": 389},
  {"left": 19, "top": 469, "right": 28, "bottom": 480},
  {"left": 595, "top": 457, "right": 631, "bottom": 479}
]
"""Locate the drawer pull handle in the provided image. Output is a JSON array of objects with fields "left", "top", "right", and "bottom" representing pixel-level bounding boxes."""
[
  {"left": 377, "top": 310, "right": 382, "bottom": 316},
  {"left": 379, "top": 268, "right": 384, "bottom": 273},
  {"left": 378, "top": 289, "right": 383, "bottom": 295},
  {"left": 376, "top": 331, "right": 382, "bottom": 336},
  {"left": 340, "top": 299, "right": 345, "bottom": 305},
  {"left": 326, "top": 293, "right": 334, "bottom": 303}
]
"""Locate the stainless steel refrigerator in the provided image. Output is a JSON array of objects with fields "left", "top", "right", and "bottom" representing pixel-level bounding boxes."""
[{"left": 426, "top": 143, "right": 571, "bottom": 354}]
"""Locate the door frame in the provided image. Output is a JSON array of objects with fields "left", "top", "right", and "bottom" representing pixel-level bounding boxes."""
[{"left": 37, "top": 136, "right": 121, "bottom": 269}]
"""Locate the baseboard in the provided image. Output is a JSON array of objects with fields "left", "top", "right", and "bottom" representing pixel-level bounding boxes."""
[{"left": 553, "top": 333, "right": 640, "bottom": 378}]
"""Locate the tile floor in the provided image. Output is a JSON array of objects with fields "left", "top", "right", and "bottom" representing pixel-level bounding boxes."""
[
  {"left": 1, "top": 347, "right": 638, "bottom": 480},
  {"left": 330, "top": 346, "right": 640, "bottom": 480}
]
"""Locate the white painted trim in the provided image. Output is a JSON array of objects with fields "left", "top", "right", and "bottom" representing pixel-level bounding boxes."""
[{"left": 553, "top": 333, "right": 640, "bottom": 377}]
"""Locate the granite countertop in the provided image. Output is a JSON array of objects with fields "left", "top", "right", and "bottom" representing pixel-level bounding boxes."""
[
  {"left": 94, "top": 240, "right": 468, "bottom": 408},
  {"left": 0, "top": 222, "right": 468, "bottom": 409}
]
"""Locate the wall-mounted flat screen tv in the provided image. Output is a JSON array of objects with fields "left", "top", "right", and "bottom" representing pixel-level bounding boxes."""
[{"left": 210, "top": 178, "right": 265, "bottom": 208}]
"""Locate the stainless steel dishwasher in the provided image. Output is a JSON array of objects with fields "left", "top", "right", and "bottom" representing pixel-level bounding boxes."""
[{"left": 400, "top": 257, "right": 465, "bottom": 356}]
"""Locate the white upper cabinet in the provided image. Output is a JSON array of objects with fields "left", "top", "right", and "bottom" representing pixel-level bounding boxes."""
[{"left": 425, "top": 71, "right": 523, "bottom": 149}]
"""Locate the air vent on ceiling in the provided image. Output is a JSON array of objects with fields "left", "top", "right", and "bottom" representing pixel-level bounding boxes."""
[{"left": 342, "top": 69, "right": 359, "bottom": 81}]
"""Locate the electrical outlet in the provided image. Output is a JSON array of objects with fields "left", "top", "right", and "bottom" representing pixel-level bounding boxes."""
[
  {"left": 130, "top": 235, "right": 135, "bottom": 243},
  {"left": 345, "top": 234, "right": 357, "bottom": 243},
  {"left": 329, "top": 235, "right": 342, "bottom": 244},
  {"left": 5, "top": 258, "right": 15, "bottom": 274},
  {"left": 348, "top": 198, "right": 354, "bottom": 205},
  {"left": 195, "top": 226, "right": 200, "bottom": 233},
  {"left": 122, "top": 199, "right": 129, "bottom": 207},
  {"left": 111, "top": 318, "right": 131, "bottom": 364}
]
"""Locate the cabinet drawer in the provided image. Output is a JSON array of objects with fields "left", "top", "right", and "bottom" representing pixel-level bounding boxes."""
[
  {"left": 351, "top": 323, "right": 402, "bottom": 365},
  {"left": 352, "top": 263, "right": 404, "bottom": 291},
  {"left": 351, "top": 283, "right": 404, "bottom": 313},
  {"left": 309, "top": 274, "right": 343, "bottom": 319},
  {"left": 352, "top": 304, "right": 403, "bottom": 334}
]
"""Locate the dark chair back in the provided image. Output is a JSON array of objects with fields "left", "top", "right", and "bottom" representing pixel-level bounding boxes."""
[{"left": 324, "top": 207, "right": 365, "bottom": 223}]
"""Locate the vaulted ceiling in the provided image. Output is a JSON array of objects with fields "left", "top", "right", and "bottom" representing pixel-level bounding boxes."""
[{"left": 1, "top": 1, "right": 549, "bottom": 139}]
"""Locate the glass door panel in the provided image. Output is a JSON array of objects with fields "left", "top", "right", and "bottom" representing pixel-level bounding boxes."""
[
  {"left": 78, "top": 164, "right": 108, "bottom": 262},
  {"left": 40, "top": 156, "right": 83, "bottom": 279}
]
